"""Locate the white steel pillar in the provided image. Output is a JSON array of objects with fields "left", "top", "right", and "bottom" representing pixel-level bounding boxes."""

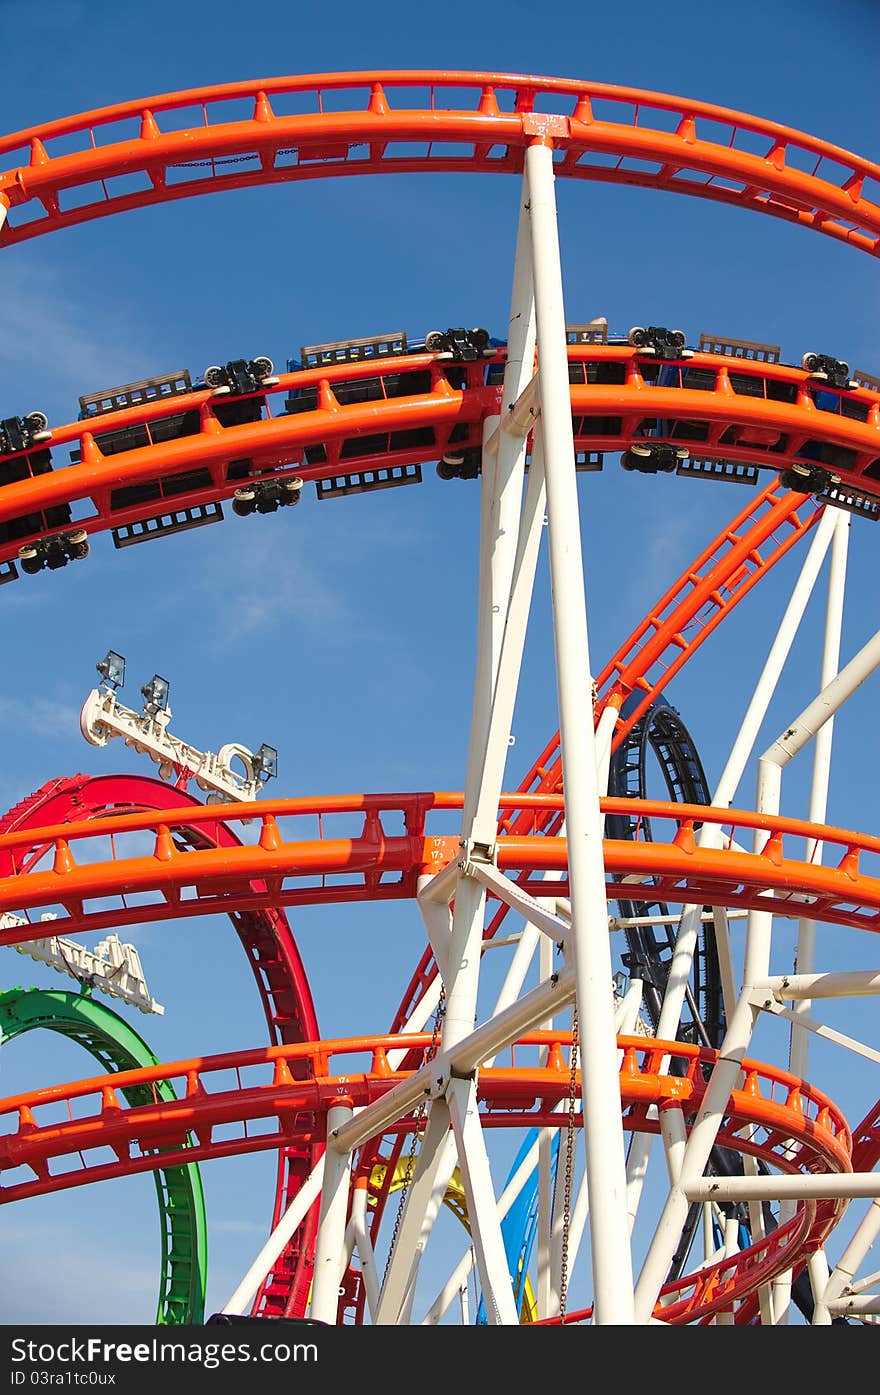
[
  {"left": 634, "top": 622, "right": 880, "bottom": 1322},
  {"left": 624, "top": 506, "right": 842, "bottom": 1232},
  {"left": 525, "top": 137, "right": 634, "bottom": 1324},
  {"left": 375, "top": 1103, "right": 459, "bottom": 1324},
  {"left": 377, "top": 178, "right": 539, "bottom": 1325},
  {"left": 348, "top": 1179, "right": 381, "bottom": 1322},
  {"left": 814, "top": 1199, "right": 880, "bottom": 1324},
  {"left": 310, "top": 1104, "right": 354, "bottom": 1323},
  {"left": 775, "top": 508, "right": 850, "bottom": 1322},
  {"left": 786, "top": 507, "right": 850, "bottom": 1075}
]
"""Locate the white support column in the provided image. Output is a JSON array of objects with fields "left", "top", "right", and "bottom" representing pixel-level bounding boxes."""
[
  {"left": 458, "top": 1279, "right": 470, "bottom": 1325},
  {"left": 551, "top": 981, "right": 640, "bottom": 1315},
  {"left": 525, "top": 137, "right": 634, "bottom": 1324},
  {"left": 487, "top": 922, "right": 542, "bottom": 1040},
  {"left": 470, "top": 434, "right": 547, "bottom": 835},
  {"left": 447, "top": 1078, "right": 520, "bottom": 1324},
  {"left": 349, "top": 1181, "right": 381, "bottom": 1323},
  {"left": 775, "top": 510, "right": 850, "bottom": 1319},
  {"left": 375, "top": 1102, "right": 459, "bottom": 1324},
  {"left": 378, "top": 181, "right": 541, "bottom": 1320},
  {"left": 712, "top": 906, "right": 738, "bottom": 1025},
  {"left": 621, "top": 376, "right": 839, "bottom": 1258},
  {"left": 712, "top": 505, "right": 839, "bottom": 810},
  {"left": 594, "top": 698, "right": 621, "bottom": 798},
  {"left": 702, "top": 1203, "right": 714, "bottom": 1267},
  {"left": 635, "top": 621, "right": 880, "bottom": 1321},
  {"left": 416, "top": 872, "right": 453, "bottom": 983},
  {"left": 807, "top": 1249, "right": 832, "bottom": 1325},
  {"left": 310, "top": 1104, "right": 354, "bottom": 1323},
  {"left": 537, "top": 932, "right": 556, "bottom": 1320},
  {"left": 650, "top": 503, "right": 840, "bottom": 1048},
  {"left": 461, "top": 194, "right": 538, "bottom": 830},
  {"left": 386, "top": 976, "right": 443, "bottom": 1070},
  {"left": 814, "top": 1197, "right": 880, "bottom": 1324},
  {"left": 548, "top": 1021, "right": 576, "bottom": 1316},
  {"left": 787, "top": 507, "right": 851, "bottom": 1073}
]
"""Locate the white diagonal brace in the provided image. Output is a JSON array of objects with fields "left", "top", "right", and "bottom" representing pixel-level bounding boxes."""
[
  {"left": 375, "top": 1100, "right": 459, "bottom": 1324},
  {"left": 685, "top": 1174, "right": 880, "bottom": 1202},
  {"left": 330, "top": 963, "right": 577, "bottom": 1155},
  {"left": 463, "top": 860, "right": 570, "bottom": 947},
  {"left": 446, "top": 1075, "right": 520, "bottom": 1324},
  {"left": 222, "top": 1156, "right": 325, "bottom": 1316},
  {"left": 750, "top": 995, "right": 880, "bottom": 1066}
]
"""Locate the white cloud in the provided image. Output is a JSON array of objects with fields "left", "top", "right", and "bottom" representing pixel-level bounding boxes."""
[
  {"left": 0, "top": 695, "right": 81, "bottom": 742},
  {"left": 0, "top": 261, "right": 153, "bottom": 407},
  {"left": 0, "top": 1217, "right": 155, "bottom": 1323},
  {"left": 210, "top": 1218, "right": 267, "bottom": 1235},
  {"left": 0, "top": 695, "right": 81, "bottom": 740},
  {"left": 192, "top": 532, "right": 350, "bottom": 644}
]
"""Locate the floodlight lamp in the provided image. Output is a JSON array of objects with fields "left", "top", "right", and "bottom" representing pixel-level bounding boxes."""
[
  {"left": 96, "top": 650, "right": 126, "bottom": 690},
  {"left": 253, "top": 743, "right": 278, "bottom": 783},
  {"left": 141, "top": 674, "right": 170, "bottom": 714},
  {"left": 613, "top": 971, "right": 629, "bottom": 998}
]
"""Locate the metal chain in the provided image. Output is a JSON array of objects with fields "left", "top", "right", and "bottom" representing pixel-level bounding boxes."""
[
  {"left": 558, "top": 1006, "right": 579, "bottom": 1319},
  {"left": 381, "top": 987, "right": 446, "bottom": 1285},
  {"left": 169, "top": 154, "right": 268, "bottom": 169}
]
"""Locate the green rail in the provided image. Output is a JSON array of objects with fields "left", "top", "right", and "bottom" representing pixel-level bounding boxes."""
[{"left": 0, "top": 986, "right": 207, "bottom": 1324}]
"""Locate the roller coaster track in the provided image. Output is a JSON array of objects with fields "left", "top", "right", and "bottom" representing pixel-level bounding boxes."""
[
  {"left": 1, "top": 70, "right": 877, "bottom": 1325},
  {"left": 396, "top": 471, "right": 822, "bottom": 1033},
  {"left": 5, "top": 344, "right": 878, "bottom": 569},
  {"left": 2, "top": 794, "right": 880, "bottom": 943},
  {"left": 606, "top": 695, "right": 719, "bottom": 1042},
  {"left": 0, "top": 986, "right": 207, "bottom": 1325},
  {"left": 0, "top": 776, "right": 320, "bottom": 1319},
  {"left": 6, "top": 788, "right": 874, "bottom": 1324},
  {"left": 0, "top": 73, "right": 877, "bottom": 256},
  {"left": 0, "top": 1029, "right": 854, "bottom": 1325}
]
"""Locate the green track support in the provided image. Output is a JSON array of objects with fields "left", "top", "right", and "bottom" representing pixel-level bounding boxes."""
[{"left": 0, "top": 986, "right": 208, "bottom": 1325}]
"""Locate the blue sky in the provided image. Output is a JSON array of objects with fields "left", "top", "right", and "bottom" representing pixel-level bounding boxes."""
[{"left": 0, "top": 0, "right": 878, "bottom": 1325}]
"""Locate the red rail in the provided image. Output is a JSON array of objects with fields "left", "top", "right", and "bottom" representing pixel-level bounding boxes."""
[
  {"left": 0, "top": 773, "right": 321, "bottom": 1318},
  {"left": 0, "top": 1030, "right": 850, "bottom": 1324}
]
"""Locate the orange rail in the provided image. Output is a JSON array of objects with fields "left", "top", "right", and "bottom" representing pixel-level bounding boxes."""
[
  {"left": 1, "top": 794, "right": 879, "bottom": 942},
  {"left": 5, "top": 347, "right": 879, "bottom": 564},
  {"left": 1, "top": 73, "right": 878, "bottom": 255},
  {"left": 0, "top": 1030, "right": 850, "bottom": 1323}
]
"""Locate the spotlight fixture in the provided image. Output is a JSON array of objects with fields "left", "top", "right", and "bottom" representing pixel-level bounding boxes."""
[
  {"left": 253, "top": 743, "right": 278, "bottom": 783},
  {"left": 141, "top": 674, "right": 170, "bottom": 715},
  {"left": 96, "top": 650, "right": 126, "bottom": 691}
]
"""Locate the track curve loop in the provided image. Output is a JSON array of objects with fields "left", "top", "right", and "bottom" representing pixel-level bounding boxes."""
[
  {"left": 1, "top": 73, "right": 878, "bottom": 256},
  {"left": 0, "top": 1030, "right": 852, "bottom": 1325},
  {"left": 0, "top": 985, "right": 207, "bottom": 1324},
  {"left": 0, "top": 775, "right": 321, "bottom": 1319}
]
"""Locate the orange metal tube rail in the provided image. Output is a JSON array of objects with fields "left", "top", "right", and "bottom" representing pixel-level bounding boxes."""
[
  {"left": 1, "top": 793, "right": 880, "bottom": 942},
  {"left": 0, "top": 73, "right": 878, "bottom": 256},
  {"left": 0, "top": 1030, "right": 850, "bottom": 1324},
  {"left": 0, "top": 345, "right": 876, "bottom": 566}
]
